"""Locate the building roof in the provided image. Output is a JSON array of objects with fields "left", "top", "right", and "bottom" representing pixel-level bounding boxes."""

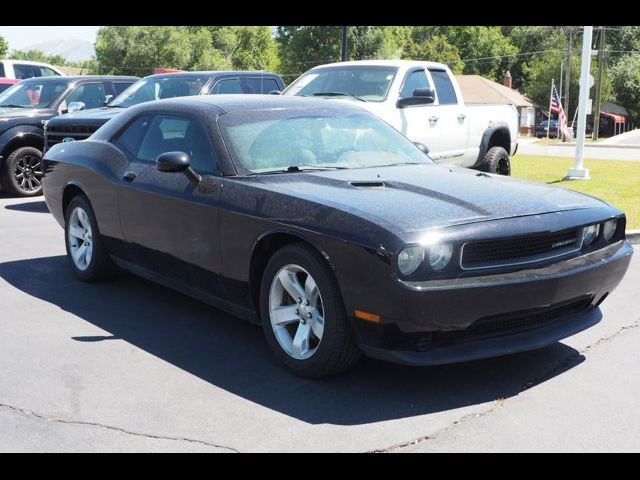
[
  {"left": 601, "top": 101, "right": 630, "bottom": 117},
  {"left": 455, "top": 75, "right": 536, "bottom": 108}
]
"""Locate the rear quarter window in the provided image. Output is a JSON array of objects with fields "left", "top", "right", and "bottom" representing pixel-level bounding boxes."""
[
  {"left": 428, "top": 69, "right": 458, "bottom": 105},
  {"left": 245, "top": 77, "right": 280, "bottom": 93},
  {"left": 0, "top": 63, "right": 5, "bottom": 77}
]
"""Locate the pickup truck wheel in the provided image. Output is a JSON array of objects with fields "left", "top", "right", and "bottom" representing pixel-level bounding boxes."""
[
  {"left": 1, "top": 146, "right": 44, "bottom": 197},
  {"left": 260, "top": 243, "right": 361, "bottom": 377},
  {"left": 479, "top": 146, "right": 511, "bottom": 176}
]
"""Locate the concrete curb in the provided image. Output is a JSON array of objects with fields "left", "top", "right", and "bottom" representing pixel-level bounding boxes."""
[{"left": 627, "top": 230, "right": 640, "bottom": 245}]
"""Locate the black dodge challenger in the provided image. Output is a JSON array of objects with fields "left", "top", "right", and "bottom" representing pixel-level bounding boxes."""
[{"left": 42, "top": 95, "right": 633, "bottom": 377}]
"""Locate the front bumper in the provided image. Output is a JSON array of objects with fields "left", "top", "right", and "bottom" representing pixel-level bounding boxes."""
[{"left": 354, "top": 240, "right": 633, "bottom": 366}]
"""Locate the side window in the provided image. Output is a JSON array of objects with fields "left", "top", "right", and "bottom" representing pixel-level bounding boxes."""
[
  {"left": 428, "top": 69, "right": 458, "bottom": 105},
  {"left": 113, "top": 82, "right": 132, "bottom": 96},
  {"left": 0, "top": 63, "right": 5, "bottom": 77},
  {"left": 66, "top": 83, "right": 107, "bottom": 110},
  {"left": 115, "top": 115, "right": 152, "bottom": 156},
  {"left": 245, "top": 77, "right": 280, "bottom": 94},
  {"left": 211, "top": 78, "right": 243, "bottom": 94},
  {"left": 39, "top": 67, "right": 58, "bottom": 77},
  {"left": 137, "top": 115, "right": 217, "bottom": 173},
  {"left": 14, "top": 64, "right": 37, "bottom": 79},
  {"left": 401, "top": 70, "right": 431, "bottom": 98}
]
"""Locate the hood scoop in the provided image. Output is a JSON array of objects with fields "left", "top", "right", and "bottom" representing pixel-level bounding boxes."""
[{"left": 350, "top": 181, "right": 385, "bottom": 188}]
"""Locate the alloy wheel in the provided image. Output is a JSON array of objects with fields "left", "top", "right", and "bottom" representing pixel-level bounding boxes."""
[
  {"left": 269, "top": 264, "right": 325, "bottom": 360},
  {"left": 14, "top": 154, "right": 43, "bottom": 192},
  {"left": 67, "top": 207, "right": 93, "bottom": 271}
]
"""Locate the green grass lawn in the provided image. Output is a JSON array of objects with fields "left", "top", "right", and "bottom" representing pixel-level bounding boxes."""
[{"left": 511, "top": 154, "right": 640, "bottom": 229}]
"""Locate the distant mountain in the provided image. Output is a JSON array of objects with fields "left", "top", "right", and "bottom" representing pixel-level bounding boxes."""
[{"left": 22, "top": 38, "right": 94, "bottom": 62}]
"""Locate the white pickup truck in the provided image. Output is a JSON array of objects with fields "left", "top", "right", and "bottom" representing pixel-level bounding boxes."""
[{"left": 282, "top": 60, "right": 519, "bottom": 175}]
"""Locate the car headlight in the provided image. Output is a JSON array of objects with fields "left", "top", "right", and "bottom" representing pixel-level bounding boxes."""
[
  {"left": 428, "top": 243, "right": 453, "bottom": 271},
  {"left": 397, "top": 246, "right": 425, "bottom": 276},
  {"left": 603, "top": 219, "right": 618, "bottom": 242},
  {"left": 582, "top": 224, "right": 600, "bottom": 246}
]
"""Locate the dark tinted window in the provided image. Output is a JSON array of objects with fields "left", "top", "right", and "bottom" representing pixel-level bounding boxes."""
[
  {"left": 246, "top": 77, "right": 280, "bottom": 93},
  {"left": 113, "top": 82, "right": 132, "bottom": 96},
  {"left": 65, "top": 83, "right": 107, "bottom": 110},
  {"left": 401, "top": 70, "right": 430, "bottom": 98},
  {"left": 14, "top": 64, "right": 37, "bottom": 79},
  {"left": 116, "top": 115, "right": 152, "bottom": 156},
  {"left": 109, "top": 76, "right": 208, "bottom": 108},
  {"left": 39, "top": 67, "right": 58, "bottom": 77},
  {"left": 428, "top": 69, "right": 458, "bottom": 105},
  {"left": 0, "top": 64, "right": 5, "bottom": 77},
  {"left": 137, "top": 115, "right": 217, "bottom": 173},
  {"left": 211, "top": 78, "right": 243, "bottom": 94},
  {"left": 0, "top": 84, "right": 12, "bottom": 94}
]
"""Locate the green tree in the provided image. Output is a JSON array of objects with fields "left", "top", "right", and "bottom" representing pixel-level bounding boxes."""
[
  {"left": 609, "top": 54, "right": 640, "bottom": 120},
  {"left": 9, "top": 49, "right": 67, "bottom": 67},
  {"left": 402, "top": 34, "right": 464, "bottom": 73},
  {"left": 276, "top": 26, "right": 344, "bottom": 78},
  {"left": 95, "top": 26, "right": 192, "bottom": 76},
  {"left": 0, "top": 35, "right": 8, "bottom": 57}
]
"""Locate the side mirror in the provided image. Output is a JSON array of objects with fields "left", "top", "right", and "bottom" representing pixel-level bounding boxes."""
[
  {"left": 156, "top": 151, "right": 201, "bottom": 185},
  {"left": 156, "top": 151, "right": 190, "bottom": 172},
  {"left": 67, "top": 101, "right": 86, "bottom": 113},
  {"left": 268, "top": 89, "right": 282, "bottom": 95},
  {"left": 103, "top": 94, "right": 114, "bottom": 106},
  {"left": 413, "top": 141, "right": 430, "bottom": 154},
  {"left": 397, "top": 88, "right": 436, "bottom": 108}
]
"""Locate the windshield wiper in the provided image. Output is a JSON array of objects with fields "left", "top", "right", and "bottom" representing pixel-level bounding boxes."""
[
  {"left": 1, "top": 104, "right": 28, "bottom": 108},
  {"left": 256, "top": 165, "right": 349, "bottom": 175},
  {"left": 311, "top": 92, "right": 366, "bottom": 102}
]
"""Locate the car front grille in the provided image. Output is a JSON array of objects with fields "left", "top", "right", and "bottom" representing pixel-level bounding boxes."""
[
  {"left": 45, "top": 124, "right": 100, "bottom": 151},
  {"left": 460, "top": 228, "right": 581, "bottom": 270},
  {"left": 434, "top": 296, "right": 594, "bottom": 346}
]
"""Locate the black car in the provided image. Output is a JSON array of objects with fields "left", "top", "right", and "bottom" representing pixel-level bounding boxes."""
[
  {"left": 535, "top": 119, "right": 560, "bottom": 138},
  {"left": 44, "top": 71, "right": 285, "bottom": 152},
  {"left": 42, "top": 95, "right": 633, "bottom": 377},
  {"left": 0, "top": 75, "right": 138, "bottom": 197}
]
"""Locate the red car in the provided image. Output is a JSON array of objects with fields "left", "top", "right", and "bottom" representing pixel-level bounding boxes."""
[{"left": 0, "top": 78, "right": 20, "bottom": 94}]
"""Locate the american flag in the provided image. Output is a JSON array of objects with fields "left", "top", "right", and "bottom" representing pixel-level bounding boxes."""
[{"left": 550, "top": 84, "right": 571, "bottom": 140}]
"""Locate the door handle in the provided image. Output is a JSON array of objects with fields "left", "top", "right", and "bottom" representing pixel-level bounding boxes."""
[
  {"left": 123, "top": 171, "right": 137, "bottom": 182},
  {"left": 458, "top": 113, "right": 467, "bottom": 121},
  {"left": 429, "top": 115, "right": 439, "bottom": 122}
]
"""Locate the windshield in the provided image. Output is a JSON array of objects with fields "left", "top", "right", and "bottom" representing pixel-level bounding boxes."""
[
  {"left": 109, "top": 75, "right": 209, "bottom": 108},
  {"left": 0, "top": 79, "right": 68, "bottom": 108},
  {"left": 220, "top": 109, "right": 432, "bottom": 174},
  {"left": 283, "top": 66, "right": 397, "bottom": 102}
]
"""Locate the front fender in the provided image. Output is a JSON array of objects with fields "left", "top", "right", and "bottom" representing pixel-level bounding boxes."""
[
  {"left": 0, "top": 125, "right": 44, "bottom": 161},
  {"left": 473, "top": 122, "right": 511, "bottom": 167}
]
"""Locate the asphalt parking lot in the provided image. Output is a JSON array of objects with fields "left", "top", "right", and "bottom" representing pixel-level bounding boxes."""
[{"left": 1, "top": 193, "right": 639, "bottom": 452}]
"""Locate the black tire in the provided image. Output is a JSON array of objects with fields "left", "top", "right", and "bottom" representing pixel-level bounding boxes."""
[
  {"left": 259, "top": 243, "right": 361, "bottom": 377},
  {"left": 478, "top": 146, "right": 511, "bottom": 176},
  {"left": 1, "top": 146, "right": 44, "bottom": 197},
  {"left": 64, "top": 194, "right": 120, "bottom": 282}
]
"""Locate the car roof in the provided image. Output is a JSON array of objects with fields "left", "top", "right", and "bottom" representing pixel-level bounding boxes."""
[
  {"left": 310, "top": 59, "right": 450, "bottom": 70},
  {"left": 0, "top": 59, "right": 60, "bottom": 67},
  {"left": 142, "top": 70, "right": 281, "bottom": 80},
  {"left": 17, "top": 75, "right": 139, "bottom": 82},
  {"left": 147, "top": 94, "right": 363, "bottom": 114}
]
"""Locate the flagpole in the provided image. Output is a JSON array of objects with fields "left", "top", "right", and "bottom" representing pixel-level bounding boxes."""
[{"left": 547, "top": 79, "right": 554, "bottom": 141}]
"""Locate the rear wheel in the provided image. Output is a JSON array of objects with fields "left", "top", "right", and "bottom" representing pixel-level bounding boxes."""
[
  {"left": 478, "top": 146, "right": 511, "bottom": 176},
  {"left": 64, "top": 195, "right": 119, "bottom": 282},
  {"left": 1, "top": 146, "right": 44, "bottom": 197},
  {"left": 260, "top": 243, "right": 361, "bottom": 377}
]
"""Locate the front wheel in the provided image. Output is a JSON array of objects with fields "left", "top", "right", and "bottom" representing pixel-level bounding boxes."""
[
  {"left": 478, "top": 146, "right": 511, "bottom": 176},
  {"left": 1, "top": 146, "right": 44, "bottom": 197},
  {"left": 260, "top": 243, "right": 361, "bottom": 377}
]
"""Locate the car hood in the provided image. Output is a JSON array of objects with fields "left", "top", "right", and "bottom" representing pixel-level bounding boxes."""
[
  {"left": 0, "top": 107, "right": 50, "bottom": 119},
  {"left": 248, "top": 164, "right": 607, "bottom": 233},
  {"left": 50, "top": 107, "right": 124, "bottom": 127}
]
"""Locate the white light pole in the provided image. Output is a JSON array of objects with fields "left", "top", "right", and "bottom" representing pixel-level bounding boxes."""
[{"left": 566, "top": 26, "right": 593, "bottom": 180}]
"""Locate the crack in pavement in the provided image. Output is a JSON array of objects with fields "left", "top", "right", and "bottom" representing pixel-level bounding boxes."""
[
  {"left": 0, "top": 402, "right": 239, "bottom": 453},
  {"left": 373, "top": 315, "right": 640, "bottom": 453}
]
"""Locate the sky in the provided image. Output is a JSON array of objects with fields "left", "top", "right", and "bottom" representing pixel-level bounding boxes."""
[{"left": 0, "top": 26, "right": 99, "bottom": 50}]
